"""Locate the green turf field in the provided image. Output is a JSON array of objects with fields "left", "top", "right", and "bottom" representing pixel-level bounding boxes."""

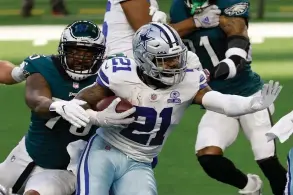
[
  {"left": 0, "top": 37, "right": 293, "bottom": 194},
  {"left": 0, "top": 0, "right": 292, "bottom": 25}
]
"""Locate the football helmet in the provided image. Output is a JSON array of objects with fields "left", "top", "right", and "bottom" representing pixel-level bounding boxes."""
[
  {"left": 132, "top": 22, "right": 187, "bottom": 86},
  {"left": 58, "top": 20, "right": 106, "bottom": 81}
]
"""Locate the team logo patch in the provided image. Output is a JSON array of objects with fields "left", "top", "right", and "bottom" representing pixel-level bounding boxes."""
[
  {"left": 224, "top": 2, "right": 249, "bottom": 16},
  {"left": 167, "top": 91, "right": 181, "bottom": 103},
  {"left": 72, "top": 82, "right": 79, "bottom": 89},
  {"left": 150, "top": 93, "right": 158, "bottom": 101},
  {"left": 22, "top": 70, "right": 30, "bottom": 78}
]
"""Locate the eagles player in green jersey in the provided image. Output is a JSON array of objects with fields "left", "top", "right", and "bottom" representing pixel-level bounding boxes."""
[
  {"left": 0, "top": 20, "right": 110, "bottom": 195},
  {"left": 170, "top": 1, "right": 286, "bottom": 194}
]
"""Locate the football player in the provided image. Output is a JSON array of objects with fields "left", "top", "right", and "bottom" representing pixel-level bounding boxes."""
[
  {"left": 169, "top": 0, "right": 287, "bottom": 194},
  {"left": 0, "top": 20, "right": 135, "bottom": 195},
  {"left": 102, "top": 0, "right": 220, "bottom": 59},
  {"left": 72, "top": 22, "right": 281, "bottom": 195}
]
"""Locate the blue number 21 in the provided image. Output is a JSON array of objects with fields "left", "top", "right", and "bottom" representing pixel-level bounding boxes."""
[
  {"left": 120, "top": 107, "right": 173, "bottom": 146},
  {"left": 111, "top": 57, "right": 131, "bottom": 72}
]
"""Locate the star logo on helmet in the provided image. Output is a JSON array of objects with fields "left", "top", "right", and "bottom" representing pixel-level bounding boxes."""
[{"left": 138, "top": 29, "right": 153, "bottom": 49}]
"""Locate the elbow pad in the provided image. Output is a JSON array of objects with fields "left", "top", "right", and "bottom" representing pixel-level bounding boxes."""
[{"left": 213, "top": 35, "right": 250, "bottom": 80}]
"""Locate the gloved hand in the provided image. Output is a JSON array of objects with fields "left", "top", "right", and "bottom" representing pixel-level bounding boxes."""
[
  {"left": 86, "top": 97, "right": 136, "bottom": 128},
  {"left": 250, "top": 80, "right": 282, "bottom": 111},
  {"left": 149, "top": 6, "right": 167, "bottom": 23},
  {"left": 49, "top": 99, "right": 90, "bottom": 128},
  {"left": 193, "top": 5, "right": 221, "bottom": 28}
]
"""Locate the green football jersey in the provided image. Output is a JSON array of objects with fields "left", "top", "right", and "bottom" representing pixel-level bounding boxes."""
[
  {"left": 170, "top": 0, "right": 263, "bottom": 96},
  {"left": 23, "top": 54, "right": 97, "bottom": 169}
]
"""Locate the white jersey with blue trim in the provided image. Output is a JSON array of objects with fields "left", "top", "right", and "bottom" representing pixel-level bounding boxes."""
[
  {"left": 96, "top": 57, "right": 207, "bottom": 163},
  {"left": 102, "top": 0, "right": 159, "bottom": 58}
]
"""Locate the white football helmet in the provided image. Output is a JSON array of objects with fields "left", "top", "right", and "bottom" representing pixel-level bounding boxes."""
[
  {"left": 58, "top": 20, "right": 106, "bottom": 81},
  {"left": 132, "top": 22, "right": 187, "bottom": 86}
]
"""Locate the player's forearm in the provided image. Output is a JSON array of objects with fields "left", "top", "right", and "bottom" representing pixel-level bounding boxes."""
[
  {"left": 202, "top": 91, "right": 255, "bottom": 117},
  {"left": 169, "top": 18, "right": 197, "bottom": 37},
  {"left": 26, "top": 97, "right": 56, "bottom": 118},
  {"left": 0, "top": 61, "right": 18, "bottom": 85}
]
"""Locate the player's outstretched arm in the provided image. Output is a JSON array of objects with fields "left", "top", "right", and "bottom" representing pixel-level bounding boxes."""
[
  {"left": 212, "top": 16, "right": 250, "bottom": 80},
  {"left": 120, "top": 0, "right": 152, "bottom": 31},
  {"left": 26, "top": 73, "right": 91, "bottom": 128},
  {"left": 25, "top": 73, "right": 54, "bottom": 117},
  {"left": 0, "top": 60, "right": 24, "bottom": 85},
  {"left": 193, "top": 79, "right": 282, "bottom": 117}
]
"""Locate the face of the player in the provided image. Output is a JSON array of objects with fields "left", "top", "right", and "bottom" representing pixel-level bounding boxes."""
[
  {"left": 65, "top": 46, "right": 97, "bottom": 71},
  {"left": 155, "top": 56, "right": 181, "bottom": 70}
]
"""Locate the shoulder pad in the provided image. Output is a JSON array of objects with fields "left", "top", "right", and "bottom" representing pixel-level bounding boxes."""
[
  {"left": 96, "top": 57, "right": 137, "bottom": 88},
  {"left": 183, "top": 68, "right": 208, "bottom": 90},
  {"left": 22, "top": 54, "right": 49, "bottom": 77},
  {"left": 219, "top": 0, "right": 249, "bottom": 18}
]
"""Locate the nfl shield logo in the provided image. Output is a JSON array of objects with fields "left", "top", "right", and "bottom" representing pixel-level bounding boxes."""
[
  {"left": 73, "top": 82, "right": 79, "bottom": 89},
  {"left": 150, "top": 93, "right": 157, "bottom": 101}
]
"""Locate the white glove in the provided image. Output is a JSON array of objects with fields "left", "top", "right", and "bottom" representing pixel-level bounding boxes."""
[
  {"left": 193, "top": 5, "right": 221, "bottom": 28},
  {"left": 49, "top": 99, "right": 90, "bottom": 128},
  {"left": 250, "top": 80, "right": 282, "bottom": 112},
  {"left": 86, "top": 98, "right": 136, "bottom": 128},
  {"left": 149, "top": 6, "right": 167, "bottom": 23}
]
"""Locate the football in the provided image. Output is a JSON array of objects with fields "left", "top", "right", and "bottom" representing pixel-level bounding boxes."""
[{"left": 96, "top": 96, "right": 133, "bottom": 113}]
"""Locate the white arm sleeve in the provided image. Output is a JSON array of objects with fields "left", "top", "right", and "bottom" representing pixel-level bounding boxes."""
[
  {"left": 202, "top": 91, "right": 254, "bottom": 117},
  {"left": 11, "top": 64, "right": 25, "bottom": 83}
]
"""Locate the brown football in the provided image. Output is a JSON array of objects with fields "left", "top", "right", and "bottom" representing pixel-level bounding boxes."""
[{"left": 96, "top": 96, "right": 133, "bottom": 113}]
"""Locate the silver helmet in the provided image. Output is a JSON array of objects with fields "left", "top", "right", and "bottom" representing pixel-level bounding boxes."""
[
  {"left": 132, "top": 22, "right": 187, "bottom": 86},
  {"left": 58, "top": 20, "right": 106, "bottom": 81}
]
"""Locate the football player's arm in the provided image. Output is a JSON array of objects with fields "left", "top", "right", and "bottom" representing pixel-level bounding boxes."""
[
  {"left": 75, "top": 82, "right": 113, "bottom": 110},
  {"left": 0, "top": 61, "right": 25, "bottom": 85},
  {"left": 193, "top": 71, "right": 281, "bottom": 117},
  {"left": 120, "top": 0, "right": 152, "bottom": 31},
  {"left": 25, "top": 73, "right": 54, "bottom": 118},
  {"left": 169, "top": 18, "right": 197, "bottom": 37},
  {"left": 213, "top": 16, "right": 250, "bottom": 80}
]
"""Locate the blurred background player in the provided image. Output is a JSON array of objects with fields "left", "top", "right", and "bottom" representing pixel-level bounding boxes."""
[
  {"left": 170, "top": 0, "right": 287, "bottom": 194},
  {"left": 102, "top": 0, "right": 220, "bottom": 59},
  {"left": 21, "top": 0, "right": 69, "bottom": 17}
]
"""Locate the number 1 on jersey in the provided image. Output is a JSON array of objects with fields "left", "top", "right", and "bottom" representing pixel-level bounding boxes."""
[
  {"left": 199, "top": 36, "right": 219, "bottom": 67},
  {"left": 183, "top": 36, "right": 220, "bottom": 67}
]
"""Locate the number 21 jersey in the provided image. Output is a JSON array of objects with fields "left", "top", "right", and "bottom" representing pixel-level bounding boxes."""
[{"left": 96, "top": 57, "right": 207, "bottom": 163}]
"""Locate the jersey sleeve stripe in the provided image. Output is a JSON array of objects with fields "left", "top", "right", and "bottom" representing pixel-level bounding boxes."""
[
  {"left": 199, "top": 71, "right": 208, "bottom": 89},
  {"left": 96, "top": 69, "right": 109, "bottom": 87}
]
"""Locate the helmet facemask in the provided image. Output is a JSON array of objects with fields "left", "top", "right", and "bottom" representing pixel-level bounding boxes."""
[
  {"left": 59, "top": 42, "right": 105, "bottom": 80},
  {"left": 141, "top": 48, "right": 187, "bottom": 86}
]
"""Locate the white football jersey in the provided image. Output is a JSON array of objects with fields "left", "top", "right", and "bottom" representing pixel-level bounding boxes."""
[
  {"left": 96, "top": 57, "right": 208, "bottom": 162},
  {"left": 102, "top": 0, "right": 159, "bottom": 58}
]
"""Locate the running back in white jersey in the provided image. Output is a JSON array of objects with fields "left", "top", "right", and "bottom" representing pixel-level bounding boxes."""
[
  {"left": 102, "top": 0, "right": 159, "bottom": 58},
  {"left": 96, "top": 57, "right": 208, "bottom": 162}
]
